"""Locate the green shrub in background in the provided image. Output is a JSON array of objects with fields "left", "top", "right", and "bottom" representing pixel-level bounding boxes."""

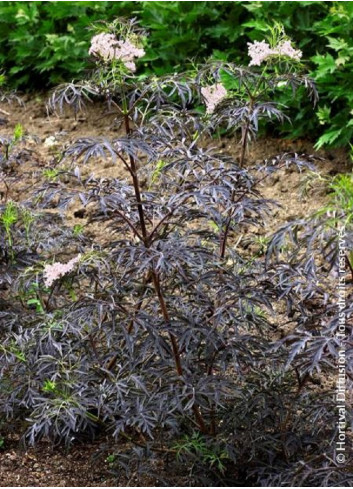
[
  {"left": 310, "top": 2, "right": 353, "bottom": 148},
  {"left": 0, "top": 1, "right": 253, "bottom": 85},
  {"left": 0, "top": 2, "right": 135, "bottom": 86},
  {"left": 0, "top": 1, "right": 352, "bottom": 149}
]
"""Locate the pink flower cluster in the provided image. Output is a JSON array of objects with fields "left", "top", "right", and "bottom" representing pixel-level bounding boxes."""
[
  {"left": 115, "top": 39, "right": 145, "bottom": 72},
  {"left": 89, "top": 33, "right": 145, "bottom": 71},
  {"left": 201, "top": 83, "right": 227, "bottom": 114},
  {"left": 43, "top": 255, "right": 81, "bottom": 287},
  {"left": 248, "top": 39, "right": 302, "bottom": 66}
]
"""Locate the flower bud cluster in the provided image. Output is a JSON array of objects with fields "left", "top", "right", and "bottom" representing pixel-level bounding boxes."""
[
  {"left": 43, "top": 255, "right": 81, "bottom": 287},
  {"left": 201, "top": 83, "right": 227, "bottom": 114},
  {"left": 248, "top": 39, "right": 302, "bottom": 66},
  {"left": 89, "top": 33, "right": 145, "bottom": 72}
]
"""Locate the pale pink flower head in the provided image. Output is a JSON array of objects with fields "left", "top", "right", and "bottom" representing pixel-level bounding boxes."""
[
  {"left": 248, "top": 39, "right": 302, "bottom": 67},
  {"left": 89, "top": 33, "right": 145, "bottom": 71},
  {"left": 201, "top": 83, "right": 227, "bottom": 114},
  {"left": 43, "top": 254, "right": 81, "bottom": 287},
  {"left": 248, "top": 40, "right": 275, "bottom": 67},
  {"left": 123, "top": 61, "right": 136, "bottom": 72},
  {"left": 89, "top": 33, "right": 119, "bottom": 61},
  {"left": 116, "top": 39, "right": 145, "bottom": 63},
  {"left": 276, "top": 40, "right": 302, "bottom": 62}
]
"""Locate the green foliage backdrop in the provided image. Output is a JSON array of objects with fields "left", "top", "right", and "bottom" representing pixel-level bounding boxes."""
[{"left": 0, "top": 1, "right": 352, "bottom": 148}]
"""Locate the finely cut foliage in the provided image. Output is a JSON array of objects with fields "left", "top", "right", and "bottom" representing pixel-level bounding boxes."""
[{"left": 0, "top": 19, "right": 352, "bottom": 487}]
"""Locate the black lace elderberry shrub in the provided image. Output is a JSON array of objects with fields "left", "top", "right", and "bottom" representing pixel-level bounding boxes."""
[
  {"left": 0, "top": 19, "right": 352, "bottom": 486},
  {"left": 259, "top": 190, "right": 353, "bottom": 487}
]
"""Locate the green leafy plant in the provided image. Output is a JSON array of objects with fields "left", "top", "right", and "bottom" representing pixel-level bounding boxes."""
[
  {"left": 0, "top": 123, "right": 35, "bottom": 162},
  {"left": 42, "top": 168, "right": 60, "bottom": 181},
  {"left": 105, "top": 453, "right": 116, "bottom": 465},
  {"left": 42, "top": 379, "right": 57, "bottom": 393},
  {"left": 319, "top": 172, "right": 353, "bottom": 278},
  {"left": 0, "top": 202, "right": 35, "bottom": 254},
  {"left": 72, "top": 224, "right": 84, "bottom": 236},
  {"left": 13, "top": 122, "right": 24, "bottom": 142},
  {"left": 173, "top": 432, "right": 229, "bottom": 474},
  {"left": 0, "top": 200, "right": 18, "bottom": 249},
  {"left": 311, "top": 3, "right": 353, "bottom": 148},
  {"left": 314, "top": 172, "right": 353, "bottom": 227},
  {"left": 0, "top": 1, "right": 352, "bottom": 148},
  {"left": 21, "top": 207, "right": 35, "bottom": 242},
  {"left": 24, "top": 282, "right": 45, "bottom": 313},
  {"left": 329, "top": 173, "right": 353, "bottom": 220}
]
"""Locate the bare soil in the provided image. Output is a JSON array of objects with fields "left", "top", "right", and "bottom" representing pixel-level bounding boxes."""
[
  {"left": 1, "top": 95, "right": 350, "bottom": 239},
  {"left": 0, "top": 95, "right": 351, "bottom": 487},
  {"left": 0, "top": 434, "right": 118, "bottom": 487}
]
